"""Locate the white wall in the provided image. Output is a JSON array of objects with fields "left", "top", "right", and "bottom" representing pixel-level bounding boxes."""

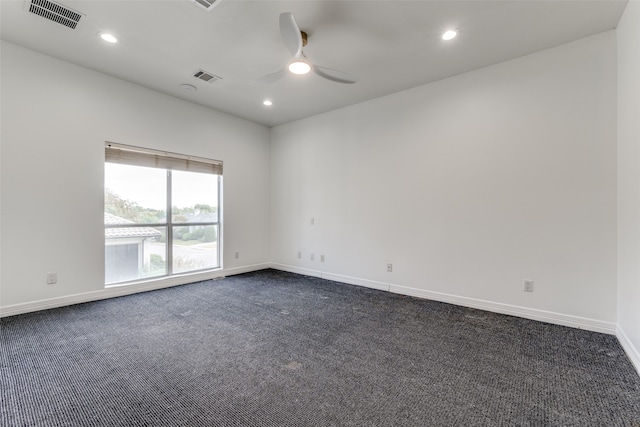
[
  {"left": 270, "top": 32, "right": 618, "bottom": 332},
  {"left": 0, "top": 41, "right": 271, "bottom": 314},
  {"left": 617, "top": 1, "right": 640, "bottom": 373}
]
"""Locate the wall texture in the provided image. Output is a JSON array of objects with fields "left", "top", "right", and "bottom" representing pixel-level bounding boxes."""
[
  {"left": 617, "top": 1, "right": 640, "bottom": 373},
  {"left": 270, "top": 32, "right": 618, "bottom": 333},
  {"left": 0, "top": 41, "right": 271, "bottom": 313}
]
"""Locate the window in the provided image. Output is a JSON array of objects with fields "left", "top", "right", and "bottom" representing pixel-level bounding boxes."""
[{"left": 104, "top": 142, "right": 222, "bottom": 285}]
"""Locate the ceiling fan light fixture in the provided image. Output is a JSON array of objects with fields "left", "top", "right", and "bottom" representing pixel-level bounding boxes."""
[
  {"left": 100, "top": 33, "right": 118, "bottom": 43},
  {"left": 288, "top": 59, "right": 311, "bottom": 75},
  {"left": 442, "top": 29, "right": 458, "bottom": 41}
]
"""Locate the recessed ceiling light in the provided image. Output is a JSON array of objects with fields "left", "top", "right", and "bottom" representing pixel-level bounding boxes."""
[
  {"left": 442, "top": 30, "right": 458, "bottom": 41},
  {"left": 100, "top": 33, "right": 118, "bottom": 43},
  {"left": 263, "top": 100, "right": 273, "bottom": 106},
  {"left": 180, "top": 84, "right": 197, "bottom": 91},
  {"left": 288, "top": 59, "right": 311, "bottom": 75}
]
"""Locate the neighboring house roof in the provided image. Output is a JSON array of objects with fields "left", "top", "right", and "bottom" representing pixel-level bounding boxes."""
[
  {"left": 184, "top": 212, "right": 218, "bottom": 223},
  {"left": 104, "top": 212, "right": 162, "bottom": 239}
]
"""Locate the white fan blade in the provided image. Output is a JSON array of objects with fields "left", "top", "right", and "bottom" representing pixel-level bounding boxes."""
[
  {"left": 313, "top": 66, "right": 357, "bottom": 84},
  {"left": 253, "top": 69, "right": 287, "bottom": 86},
  {"left": 279, "top": 12, "right": 303, "bottom": 57}
]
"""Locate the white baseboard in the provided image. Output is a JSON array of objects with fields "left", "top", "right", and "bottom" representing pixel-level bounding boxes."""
[
  {"left": 222, "top": 263, "right": 272, "bottom": 277},
  {"left": 269, "top": 263, "right": 616, "bottom": 335},
  {"left": 389, "top": 284, "right": 616, "bottom": 334},
  {"left": 0, "top": 263, "right": 271, "bottom": 318},
  {"left": 617, "top": 325, "right": 640, "bottom": 376},
  {"left": 268, "top": 263, "right": 322, "bottom": 278},
  {"left": 269, "top": 264, "right": 389, "bottom": 291},
  {"left": 321, "top": 272, "right": 389, "bottom": 291}
]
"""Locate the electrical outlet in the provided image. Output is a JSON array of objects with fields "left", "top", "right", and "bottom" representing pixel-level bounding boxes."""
[
  {"left": 524, "top": 280, "right": 534, "bottom": 292},
  {"left": 387, "top": 263, "right": 393, "bottom": 273},
  {"left": 311, "top": 253, "right": 315, "bottom": 261},
  {"left": 235, "top": 251, "right": 240, "bottom": 259},
  {"left": 297, "top": 251, "right": 302, "bottom": 259},
  {"left": 320, "top": 255, "right": 325, "bottom": 263},
  {"left": 46, "top": 272, "right": 57, "bottom": 285}
]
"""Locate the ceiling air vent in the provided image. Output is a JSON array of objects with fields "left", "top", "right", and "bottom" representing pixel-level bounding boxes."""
[
  {"left": 192, "top": 0, "right": 222, "bottom": 12},
  {"left": 194, "top": 70, "right": 222, "bottom": 83},
  {"left": 26, "top": 0, "right": 83, "bottom": 29}
]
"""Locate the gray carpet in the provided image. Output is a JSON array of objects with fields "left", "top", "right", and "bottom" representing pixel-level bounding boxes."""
[{"left": 1, "top": 269, "right": 639, "bottom": 426}]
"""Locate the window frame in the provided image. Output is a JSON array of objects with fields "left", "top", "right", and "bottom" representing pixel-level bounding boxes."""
[{"left": 104, "top": 142, "right": 222, "bottom": 286}]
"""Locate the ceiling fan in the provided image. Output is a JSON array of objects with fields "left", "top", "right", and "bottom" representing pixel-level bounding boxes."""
[{"left": 255, "top": 12, "right": 358, "bottom": 85}]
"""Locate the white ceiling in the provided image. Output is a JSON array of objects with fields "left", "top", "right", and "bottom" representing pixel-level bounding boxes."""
[{"left": 0, "top": 0, "right": 627, "bottom": 127}]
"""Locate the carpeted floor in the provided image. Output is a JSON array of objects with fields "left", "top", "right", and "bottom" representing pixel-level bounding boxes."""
[{"left": 1, "top": 269, "right": 639, "bottom": 426}]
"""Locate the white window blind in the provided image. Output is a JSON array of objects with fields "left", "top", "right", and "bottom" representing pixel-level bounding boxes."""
[{"left": 105, "top": 142, "right": 223, "bottom": 175}]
